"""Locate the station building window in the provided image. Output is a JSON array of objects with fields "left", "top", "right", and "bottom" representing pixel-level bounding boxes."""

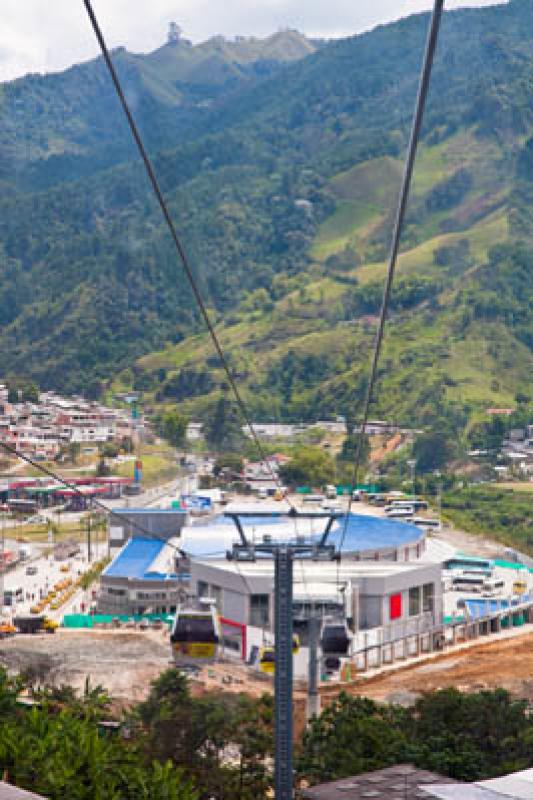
[
  {"left": 250, "top": 594, "right": 270, "bottom": 627},
  {"left": 210, "top": 585, "right": 222, "bottom": 609},
  {"left": 423, "top": 583, "right": 434, "bottom": 613},
  {"left": 409, "top": 586, "right": 421, "bottom": 616}
]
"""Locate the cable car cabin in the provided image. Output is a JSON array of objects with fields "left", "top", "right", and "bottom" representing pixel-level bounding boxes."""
[
  {"left": 259, "top": 635, "right": 299, "bottom": 675},
  {"left": 323, "top": 655, "right": 341, "bottom": 674},
  {"left": 321, "top": 620, "right": 351, "bottom": 657},
  {"left": 259, "top": 646, "right": 275, "bottom": 674},
  {"left": 170, "top": 607, "right": 220, "bottom": 667}
]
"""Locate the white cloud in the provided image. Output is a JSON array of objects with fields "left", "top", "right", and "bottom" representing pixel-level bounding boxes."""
[{"left": 0, "top": 0, "right": 505, "bottom": 82}]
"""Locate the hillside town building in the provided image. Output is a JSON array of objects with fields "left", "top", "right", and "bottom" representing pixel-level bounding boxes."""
[{"left": 0, "top": 384, "right": 146, "bottom": 461}]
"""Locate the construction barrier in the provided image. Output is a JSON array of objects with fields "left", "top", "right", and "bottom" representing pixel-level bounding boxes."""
[{"left": 63, "top": 613, "right": 173, "bottom": 628}]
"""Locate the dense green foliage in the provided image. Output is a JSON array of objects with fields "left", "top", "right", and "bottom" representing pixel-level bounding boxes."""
[
  {"left": 442, "top": 485, "right": 533, "bottom": 552},
  {"left": 0, "top": 666, "right": 275, "bottom": 800},
  {"left": 4, "top": 665, "right": 533, "bottom": 797},
  {"left": 278, "top": 445, "right": 336, "bottom": 487},
  {"left": 298, "top": 688, "right": 533, "bottom": 784},
  {"left": 0, "top": 669, "right": 197, "bottom": 800},
  {"left": 136, "top": 670, "right": 273, "bottom": 800}
]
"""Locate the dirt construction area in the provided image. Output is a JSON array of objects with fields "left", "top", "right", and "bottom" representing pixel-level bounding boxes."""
[
  {"left": 0, "top": 629, "right": 274, "bottom": 703},
  {"left": 329, "top": 628, "right": 533, "bottom": 705}
]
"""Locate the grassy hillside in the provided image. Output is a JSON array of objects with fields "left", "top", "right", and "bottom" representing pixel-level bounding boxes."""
[
  {"left": 0, "top": 1, "right": 531, "bottom": 433},
  {"left": 115, "top": 116, "right": 531, "bottom": 428}
]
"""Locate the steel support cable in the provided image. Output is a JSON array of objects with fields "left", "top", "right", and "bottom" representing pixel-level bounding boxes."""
[
  {"left": 82, "top": 0, "right": 293, "bottom": 508},
  {"left": 337, "top": 0, "right": 445, "bottom": 558}
]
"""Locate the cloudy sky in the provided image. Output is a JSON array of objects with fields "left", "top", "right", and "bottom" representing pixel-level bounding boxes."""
[{"left": 0, "top": 0, "right": 503, "bottom": 82}]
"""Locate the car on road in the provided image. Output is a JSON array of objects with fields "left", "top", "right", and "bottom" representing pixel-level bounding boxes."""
[
  {"left": 25, "top": 514, "right": 48, "bottom": 525},
  {"left": 25, "top": 566, "right": 38, "bottom": 576}
]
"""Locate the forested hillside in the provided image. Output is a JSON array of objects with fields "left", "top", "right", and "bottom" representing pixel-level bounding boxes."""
[{"left": 0, "top": 1, "right": 531, "bottom": 431}]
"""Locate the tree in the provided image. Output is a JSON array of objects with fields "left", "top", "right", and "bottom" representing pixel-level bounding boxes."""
[
  {"left": 159, "top": 411, "right": 188, "bottom": 448},
  {"left": 204, "top": 398, "right": 245, "bottom": 453},
  {"left": 66, "top": 441, "right": 81, "bottom": 464},
  {"left": 136, "top": 669, "right": 273, "bottom": 800},
  {"left": 21, "top": 382, "right": 39, "bottom": 403},
  {"left": 213, "top": 453, "right": 244, "bottom": 478},
  {"left": 337, "top": 432, "right": 370, "bottom": 479},
  {"left": 7, "top": 387, "right": 19, "bottom": 404},
  {"left": 0, "top": 668, "right": 198, "bottom": 800},
  {"left": 297, "top": 693, "right": 407, "bottom": 783},
  {"left": 467, "top": 417, "right": 506, "bottom": 453},
  {"left": 279, "top": 446, "right": 335, "bottom": 488},
  {"left": 413, "top": 431, "right": 457, "bottom": 473}
]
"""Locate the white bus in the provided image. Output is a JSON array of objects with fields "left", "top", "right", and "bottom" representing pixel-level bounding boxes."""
[
  {"left": 302, "top": 494, "right": 325, "bottom": 504},
  {"left": 385, "top": 505, "right": 414, "bottom": 518},
  {"left": 481, "top": 579, "right": 505, "bottom": 597},
  {"left": 451, "top": 575, "right": 485, "bottom": 593},
  {"left": 412, "top": 517, "right": 441, "bottom": 529}
]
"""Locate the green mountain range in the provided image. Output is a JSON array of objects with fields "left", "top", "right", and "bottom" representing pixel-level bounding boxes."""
[{"left": 0, "top": 2, "right": 531, "bottom": 434}]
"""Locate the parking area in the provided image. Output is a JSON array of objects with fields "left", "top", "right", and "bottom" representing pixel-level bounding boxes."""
[
  {"left": 442, "top": 559, "right": 533, "bottom": 619},
  {"left": 1, "top": 546, "right": 99, "bottom": 620}
]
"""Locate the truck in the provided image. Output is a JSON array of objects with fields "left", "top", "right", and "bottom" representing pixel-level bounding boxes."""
[
  {"left": 18, "top": 544, "right": 32, "bottom": 561},
  {"left": 13, "top": 615, "right": 58, "bottom": 634}
]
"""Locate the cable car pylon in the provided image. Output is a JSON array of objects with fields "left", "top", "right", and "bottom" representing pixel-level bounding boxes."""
[{"left": 227, "top": 508, "right": 341, "bottom": 800}]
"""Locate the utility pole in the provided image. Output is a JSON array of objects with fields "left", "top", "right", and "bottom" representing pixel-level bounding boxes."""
[
  {"left": 87, "top": 513, "right": 92, "bottom": 563},
  {"left": 407, "top": 459, "right": 416, "bottom": 502},
  {"left": 227, "top": 509, "right": 339, "bottom": 800},
  {"left": 0, "top": 511, "right": 5, "bottom": 614},
  {"left": 434, "top": 470, "right": 442, "bottom": 528},
  {"left": 307, "top": 616, "right": 320, "bottom": 721}
]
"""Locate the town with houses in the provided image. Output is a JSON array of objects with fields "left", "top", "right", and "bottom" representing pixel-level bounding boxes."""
[{"left": 0, "top": 382, "right": 145, "bottom": 462}]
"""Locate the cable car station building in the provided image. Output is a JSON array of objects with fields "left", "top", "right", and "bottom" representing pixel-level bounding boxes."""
[
  {"left": 174, "top": 508, "right": 443, "bottom": 674},
  {"left": 189, "top": 557, "right": 443, "bottom": 654}
]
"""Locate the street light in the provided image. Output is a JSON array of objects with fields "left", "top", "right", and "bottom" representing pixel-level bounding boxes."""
[
  {"left": 407, "top": 460, "right": 416, "bottom": 502},
  {"left": 434, "top": 470, "right": 442, "bottom": 527}
]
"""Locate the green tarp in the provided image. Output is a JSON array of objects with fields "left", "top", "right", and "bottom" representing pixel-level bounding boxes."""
[
  {"left": 494, "top": 559, "right": 532, "bottom": 573},
  {"left": 63, "top": 613, "right": 173, "bottom": 628},
  {"left": 336, "top": 484, "right": 380, "bottom": 495}
]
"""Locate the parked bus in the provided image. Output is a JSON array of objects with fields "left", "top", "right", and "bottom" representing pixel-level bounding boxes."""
[
  {"left": 481, "top": 579, "right": 505, "bottom": 597},
  {"left": 445, "top": 556, "right": 495, "bottom": 573},
  {"left": 451, "top": 575, "right": 486, "bottom": 593},
  {"left": 389, "top": 499, "right": 429, "bottom": 512},
  {"left": 8, "top": 499, "right": 38, "bottom": 515},
  {"left": 412, "top": 517, "right": 441, "bottom": 529},
  {"left": 385, "top": 505, "right": 414, "bottom": 518},
  {"left": 302, "top": 494, "right": 325, "bottom": 504}
]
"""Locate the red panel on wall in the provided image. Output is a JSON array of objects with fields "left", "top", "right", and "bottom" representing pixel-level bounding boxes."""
[{"left": 389, "top": 593, "right": 402, "bottom": 620}]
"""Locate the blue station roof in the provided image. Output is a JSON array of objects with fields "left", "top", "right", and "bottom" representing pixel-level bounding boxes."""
[
  {"left": 104, "top": 537, "right": 175, "bottom": 580},
  {"left": 181, "top": 512, "right": 424, "bottom": 559}
]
